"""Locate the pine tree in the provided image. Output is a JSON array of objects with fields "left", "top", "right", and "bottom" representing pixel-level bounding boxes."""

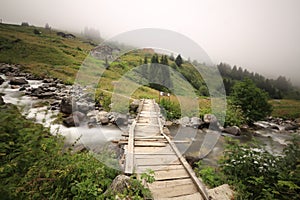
[{"left": 175, "top": 54, "right": 183, "bottom": 67}]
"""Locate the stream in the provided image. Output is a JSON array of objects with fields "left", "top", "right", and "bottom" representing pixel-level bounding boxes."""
[
  {"left": 1, "top": 74, "right": 299, "bottom": 167},
  {"left": 0, "top": 75, "right": 123, "bottom": 153}
]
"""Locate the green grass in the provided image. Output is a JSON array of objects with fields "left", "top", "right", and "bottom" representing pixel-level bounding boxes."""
[
  {"left": 0, "top": 23, "right": 93, "bottom": 83},
  {"left": 270, "top": 99, "right": 300, "bottom": 119}
]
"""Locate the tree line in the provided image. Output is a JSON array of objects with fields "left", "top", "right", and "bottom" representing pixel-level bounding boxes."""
[{"left": 217, "top": 62, "right": 300, "bottom": 99}]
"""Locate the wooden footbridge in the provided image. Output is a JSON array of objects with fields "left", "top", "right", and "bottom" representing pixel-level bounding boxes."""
[{"left": 122, "top": 99, "right": 209, "bottom": 200}]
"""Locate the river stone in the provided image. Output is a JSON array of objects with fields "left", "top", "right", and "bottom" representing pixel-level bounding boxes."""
[
  {"left": 105, "top": 175, "right": 130, "bottom": 194},
  {"left": 63, "top": 115, "right": 76, "bottom": 127},
  {"left": 115, "top": 114, "right": 128, "bottom": 126},
  {"left": 73, "top": 111, "right": 85, "bottom": 121},
  {"left": 179, "top": 116, "right": 190, "bottom": 127},
  {"left": 0, "top": 77, "right": 4, "bottom": 85},
  {"left": 60, "top": 96, "right": 76, "bottom": 114},
  {"left": 191, "top": 117, "right": 202, "bottom": 128},
  {"left": 204, "top": 114, "right": 218, "bottom": 124},
  {"left": 208, "top": 184, "right": 234, "bottom": 200},
  {"left": 77, "top": 102, "right": 91, "bottom": 113},
  {"left": 9, "top": 77, "right": 28, "bottom": 85},
  {"left": 129, "top": 100, "right": 140, "bottom": 112},
  {"left": 223, "top": 126, "right": 241, "bottom": 136},
  {"left": 99, "top": 116, "right": 109, "bottom": 125},
  {"left": 284, "top": 124, "right": 299, "bottom": 131},
  {"left": 0, "top": 96, "right": 4, "bottom": 105},
  {"left": 10, "top": 85, "right": 19, "bottom": 89}
]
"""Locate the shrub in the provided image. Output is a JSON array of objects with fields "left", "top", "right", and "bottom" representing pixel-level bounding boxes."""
[{"left": 230, "top": 78, "right": 272, "bottom": 124}]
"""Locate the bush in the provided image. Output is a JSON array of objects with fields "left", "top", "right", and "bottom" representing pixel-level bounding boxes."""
[
  {"left": 159, "top": 98, "right": 181, "bottom": 120},
  {"left": 219, "top": 136, "right": 300, "bottom": 200},
  {"left": 225, "top": 101, "right": 246, "bottom": 126},
  {"left": 230, "top": 78, "right": 272, "bottom": 124},
  {"left": 0, "top": 104, "right": 119, "bottom": 199}
]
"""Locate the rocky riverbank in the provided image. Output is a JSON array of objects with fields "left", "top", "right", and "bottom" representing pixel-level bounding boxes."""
[{"left": 0, "top": 63, "right": 139, "bottom": 130}]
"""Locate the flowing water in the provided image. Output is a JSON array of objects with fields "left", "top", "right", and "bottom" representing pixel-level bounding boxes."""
[
  {"left": 169, "top": 125, "right": 296, "bottom": 166},
  {"left": 0, "top": 76, "right": 123, "bottom": 153}
]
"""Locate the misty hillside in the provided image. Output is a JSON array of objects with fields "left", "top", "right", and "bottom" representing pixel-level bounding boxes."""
[
  {"left": 0, "top": 23, "right": 299, "bottom": 100},
  {"left": 0, "top": 23, "right": 94, "bottom": 83}
]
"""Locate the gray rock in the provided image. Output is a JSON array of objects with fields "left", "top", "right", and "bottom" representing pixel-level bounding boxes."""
[
  {"left": 9, "top": 78, "right": 28, "bottom": 85},
  {"left": 115, "top": 114, "right": 128, "bottom": 126},
  {"left": 223, "top": 126, "right": 241, "bottom": 136},
  {"left": 60, "top": 97, "right": 76, "bottom": 114},
  {"left": 0, "top": 96, "right": 5, "bottom": 105},
  {"left": 73, "top": 111, "right": 85, "bottom": 121},
  {"left": 208, "top": 184, "right": 234, "bottom": 200},
  {"left": 63, "top": 115, "right": 77, "bottom": 127},
  {"left": 284, "top": 124, "right": 299, "bottom": 131},
  {"left": 203, "top": 114, "right": 218, "bottom": 124},
  {"left": 179, "top": 116, "right": 190, "bottom": 127},
  {"left": 106, "top": 175, "right": 130, "bottom": 194},
  {"left": 10, "top": 85, "right": 19, "bottom": 89},
  {"left": 43, "top": 78, "right": 54, "bottom": 83},
  {"left": 77, "top": 102, "right": 91, "bottom": 113},
  {"left": 191, "top": 117, "right": 202, "bottom": 128},
  {"left": 99, "top": 116, "right": 109, "bottom": 125},
  {"left": 129, "top": 100, "right": 140, "bottom": 113},
  {"left": 0, "top": 77, "right": 4, "bottom": 85},
  {"left": 63, "top": 111, "right": 85, "bottom": 127}
]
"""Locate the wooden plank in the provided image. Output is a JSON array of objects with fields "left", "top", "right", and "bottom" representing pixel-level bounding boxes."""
[
  {"left": 136, "top": 164, "right": 183, "bottom": 173},
  {"left": 135, "top": 157, "right": 180, "bottom": 166},
  {"left": 162, "top": 133, "right": 209, "bottom": 200},
  {"left": 151, "top": 182, "right": 198, "bottom": 198},
  {"left": 135, "top": 138, "right": 167, "bottom": 143},
  {"left": 135, "top": 141, "right": 166, "bottom": 147},
  {"left": 135, "top": 135, "right": 165, "bottom": 139},
  {"left": 134, "top": 146, "right": 174, "bottom": 154},
  {"left": 124, "top": 120, "right": 136, "bottom": 174},
  {"left": 148, "top": 178, "right": 193, "bottom": 189},
  {"left": 153, "top": 168, "right": 190, "bottom": 181},
  {"left": 135, "top": 154, "right": 178, "bottom": 159},
  {"left": 160, "top": 192, "right": 203, "bottom": 200}
]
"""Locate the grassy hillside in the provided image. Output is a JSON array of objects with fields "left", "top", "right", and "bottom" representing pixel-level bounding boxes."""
[
  {"left": 0, "top": 23, "right": 93, "bottom": 83},
  {"left": 1, "top": 23, "right": 299, "bottom": 120}
]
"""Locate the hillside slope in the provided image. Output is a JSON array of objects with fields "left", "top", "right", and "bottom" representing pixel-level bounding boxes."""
[{"left": 0, "top": 23, "right": 94, "bottom": 83}]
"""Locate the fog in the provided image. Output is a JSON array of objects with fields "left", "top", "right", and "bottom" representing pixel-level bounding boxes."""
[{"left": 1, "top": 0, "right": 300, "bottom": 85}]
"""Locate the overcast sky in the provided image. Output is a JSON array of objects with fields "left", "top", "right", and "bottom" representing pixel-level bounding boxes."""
[{"left": 1, "top": 0, "right": 300, "bottom": 85}]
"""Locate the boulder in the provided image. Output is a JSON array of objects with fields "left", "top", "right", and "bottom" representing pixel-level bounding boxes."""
[
  {"left": 203, "top": 114, "right": 218, "bottom": 124},
  {"left": 43, "top": 78, "right": 54, "bottom": 83},
  {"left": 87, "top": 117, "right": 97, "bottom": 128},
  {"left": 9, "top": 77, "right": 28, "bottom": 85},
  {"left": 37, "top": 92, "right": 55, "bottom": 99},
  {"left": 10, "top": 85, "right": 19, "bottom": 89},
  {"left": 63, "top": 111, "right": 85, "bottom": 127},
  {"left": 77, "top": 102, "right": 91, "bottom": 113},
  {"left": 0, "top": 96, "right": 5, "bottom": 105},
  {"left": 105, "top": 175, "right": 130, "bottom": 194},
  {"left": 208, "top": 184, "right": 234, "bottom": 200},
  {"left": 185, "top": 154, "right": 201, "bottom": 168},
  {"left": 73, "top": 111, "right": 85, "bottom": 121},
  {"left": 295, "top": 118, "right": 300, "bottom": 124},
  {"left": 99, "top": 116, "right": 109, "bottom": 125},
  {"left": 115, "top": 114, "right": 128, "bottom": 126},
  {"left": 0, "top": 76, "right": 4, "bottom": 85},
  {"left": 179, "top": 116, "right": 190, "bottom": 127},
  {"left": 223, "top": 126, "right": 241, "bottom": 136},
  {"left": 165, "top": 121, "right": 173, "bottom": 127},
  {"left": 191, "top": 117, "right": 202, "bottom": 129},
  {"left": 96, "top": 111, "right": 108, "bottom": 121},
  {"left": 129, "top": 100, "right": 140, "bottom": 113},
  {"left": 63, "top": 115, "right": 76, "bottom": 127},
  {"left": 60, "top": 97, "right": 76, "bottom": 114},
  {"left": 284, "top": 124, "right": 299, "bottom": 131}
]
